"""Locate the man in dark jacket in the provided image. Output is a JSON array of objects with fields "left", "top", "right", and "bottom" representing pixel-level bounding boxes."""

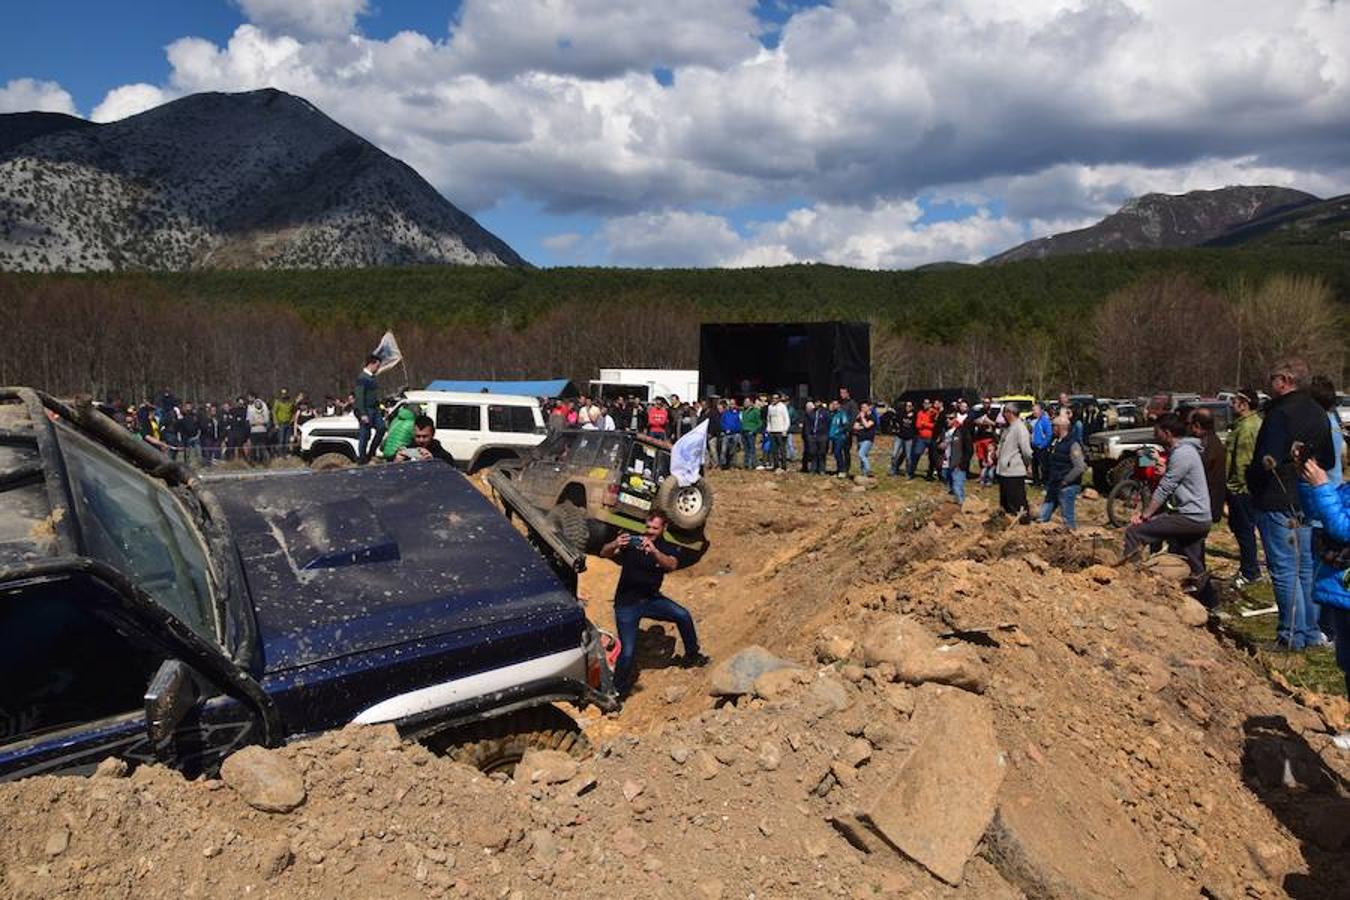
[
  {"left": 394, "top": 414, "right": 455, "bottom": 465},
  {"left": 224, "top": 397, "right": 250, "bottom": 461},
  {"left": 1246, "top": 357, "right": 1336, "bottom": 650},
  {"left": 354, "top": 354, "right": 384, "bottom": 464},
  {"left": 803, "top": 400, "right": 831, "bottom": 475},
  {"left": 200, "top": 402, "right": 224, "bottom": 463},
  {"left": 600, "top": 512, "right": 707, "bottom": 695},
  {"left": 1188, "top": 407, "right": 1226, "bottom": 525},
  {"left": 178, "top": 401, "right": 202, "bottom": 465}
]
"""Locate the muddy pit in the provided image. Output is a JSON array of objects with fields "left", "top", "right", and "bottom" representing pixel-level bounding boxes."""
[{"left": 4, "top": 470, "right": 1350, "bottom": 899}]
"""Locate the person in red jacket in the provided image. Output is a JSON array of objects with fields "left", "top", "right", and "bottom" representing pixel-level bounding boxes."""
[
  {"left": 646, "top": 398, "right": 670, "bottom": 439},
  {"left": 909, "top": 400, "right": 937, "bottom": 479}
]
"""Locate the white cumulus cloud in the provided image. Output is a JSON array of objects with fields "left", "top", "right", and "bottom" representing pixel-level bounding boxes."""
[
  {"left": 602, "top": 201, "right": 1029, "bottom": 269},
  {"left": 0, "top": 78, "right": 78, "bottom": 115},
  {"left": 91, "top": 83, "right": 172, "bottom": 123},
  {"left": 37, "top": 0, "right": 1350, "bottom": 266},
  {"left": 234, "top": 0, "right": 369, "bottom": 40}
]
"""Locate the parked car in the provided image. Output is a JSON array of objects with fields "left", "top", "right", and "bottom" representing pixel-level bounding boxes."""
[
  {"left": 993, "top": 395, "right": 1037, "bottom": 418},
  {"left": 299, "top": 390, "right": 546, "bottom": 472},
  {"left": 509, "top": 429, "right": 713, "bottom": 554},
  {"left": 0, "top": 388, "right": 615, "bottom": 781},
  {"left": 1085, "top": 399, "right": 1232, "bottom": 491},
  {"left": 1143, "top": 391, "right": 1201, "bottom": 421}
]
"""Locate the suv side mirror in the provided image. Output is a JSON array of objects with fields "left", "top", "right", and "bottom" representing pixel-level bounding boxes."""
[{"left": 144, "top": 659, "right": 199, "bottom": 746}]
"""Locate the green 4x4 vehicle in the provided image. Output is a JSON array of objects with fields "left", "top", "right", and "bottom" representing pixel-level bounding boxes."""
[{"left": 510, "top": 429, "right": 714, "bottom": 553}]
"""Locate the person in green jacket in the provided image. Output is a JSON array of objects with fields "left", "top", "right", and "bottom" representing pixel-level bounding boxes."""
[
  {"left": 271, "top": 388, "right": 295, "bottom": 456},
  {"left": 739, "top": 399, "right": 763, "bottom": 469},
  {"left": 381, "top": 404, "right": 419, "bottom": 459},
  {"left": 1225, "top": 388, "right": 1264, "bottom": 586}
]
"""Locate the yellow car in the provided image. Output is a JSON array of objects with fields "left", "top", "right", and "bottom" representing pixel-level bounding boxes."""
[{"left": 993, "top": 395, "right": 1038, "bottom": 419}]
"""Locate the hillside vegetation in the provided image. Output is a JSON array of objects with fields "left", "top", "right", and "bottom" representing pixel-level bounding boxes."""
[{"left": 3, "top": 245, "right": 1347, "bottom": 401}]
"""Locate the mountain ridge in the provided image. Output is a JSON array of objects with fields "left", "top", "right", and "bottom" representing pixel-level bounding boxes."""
[
  {"left": 985, "top": 185, "right": 1322, "bottom": 264},
  {"left": 0, "top": 89, "right": 525, "bottom": 271}
]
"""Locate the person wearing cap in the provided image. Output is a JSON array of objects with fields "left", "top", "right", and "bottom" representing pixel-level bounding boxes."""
[{"left": 1225, "top": 388, "right": 1264, "bottom": 587}]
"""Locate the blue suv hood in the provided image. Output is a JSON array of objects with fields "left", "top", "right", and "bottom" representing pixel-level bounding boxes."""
[{"left": 202, "top": 464, "right": 584, "bottom": 673}]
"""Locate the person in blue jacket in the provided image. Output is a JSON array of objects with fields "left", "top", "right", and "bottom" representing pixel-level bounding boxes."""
[
  {"left": 719, "top": 402, "right": 742, "bottom": 469},
  {"left": 1029, "top": 402, "right": 1053, "bottom": 485},
  {"left": 828, "top": 400, "right": 851, "bottom": 476},
  {"left": 1299, "top": 455, "right": 1350, "bottom": 720}
]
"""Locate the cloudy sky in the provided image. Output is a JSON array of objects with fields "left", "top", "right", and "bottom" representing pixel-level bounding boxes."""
[{"left": 3, "top": 0, "right": 1348, "bottom": 268}]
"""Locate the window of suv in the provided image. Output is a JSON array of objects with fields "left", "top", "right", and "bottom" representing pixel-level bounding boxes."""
[
  {"left": 567, "top": 431, "right": 604, "bottom": 468},
  {"left": 56, "top": 425, "right": 217, "bottom": 644},
  {"left": 436, "top": 404, "right": 481, "bottom": 432},
  {"left": 487, "top": 405, "right": 540, "bottom": 434},
  {"left": 0, "top": 578, "right": 165, "bottom": 741}
]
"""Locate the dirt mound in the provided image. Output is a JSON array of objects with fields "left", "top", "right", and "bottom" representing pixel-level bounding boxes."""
[{"left": 4, "top": 473, "right": 1350, "bottom": 898}]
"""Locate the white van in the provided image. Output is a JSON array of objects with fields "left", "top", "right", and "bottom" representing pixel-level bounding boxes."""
[{"left": 299, "top": 390, "right": 546, "bottom": 471}]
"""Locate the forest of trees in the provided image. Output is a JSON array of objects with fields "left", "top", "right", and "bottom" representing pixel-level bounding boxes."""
[{"left": 1, "top": 243, "right": 1346, "bottom": 403}]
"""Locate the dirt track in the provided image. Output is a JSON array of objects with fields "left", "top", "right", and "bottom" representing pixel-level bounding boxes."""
[{"left": 4, "top": 468, "right": 1350, "bottom": 899}]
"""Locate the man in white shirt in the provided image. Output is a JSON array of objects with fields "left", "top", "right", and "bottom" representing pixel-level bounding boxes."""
[{"left": 766, "top": 394, "right": 791, "bottom": 472}]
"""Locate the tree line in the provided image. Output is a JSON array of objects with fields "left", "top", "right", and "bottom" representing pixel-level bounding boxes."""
[{"left": 1, "top": 247, "right": 1345, "bottom": 404}]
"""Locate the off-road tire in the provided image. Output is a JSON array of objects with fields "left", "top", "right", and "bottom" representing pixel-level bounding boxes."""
[
  {"left": 1106, "top": 478, "right": 1146, "bottom": 528},
  {"left": 656, "top": 476, "right": 713, "bottom": 532},
  {"left": 585, "top": 519, "right": 616, "bottom": 555},
  {"left": 310, "top": 452, "right": 355, "bottom": 471},
  {"left": 426, "top": 705, "right": 591, "bottom": 776},
  {"left": 547, "top": 502, "right": 590, "bottom": 555}
]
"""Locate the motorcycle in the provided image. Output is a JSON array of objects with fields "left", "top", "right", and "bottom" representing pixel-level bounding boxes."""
[{"left": 1106, "top": 446, "right": 1168, "bottom": 527}]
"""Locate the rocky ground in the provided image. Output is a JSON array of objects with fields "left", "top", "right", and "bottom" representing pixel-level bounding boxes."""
[{"left": 3, "top": 468, "right": 1350, "bottom": 899}]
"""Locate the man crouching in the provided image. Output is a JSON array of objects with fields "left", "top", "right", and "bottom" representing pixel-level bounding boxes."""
[{"left": 600, "top": 511, "right": 709, "bottom": 696}]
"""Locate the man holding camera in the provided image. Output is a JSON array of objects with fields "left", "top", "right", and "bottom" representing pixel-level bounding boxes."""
[
  {"left": 600, "top": 512, "right": 708, "bottom": 695},
  {"left": 393, "top": 414, "right": 455, "bottom": 464},
  {"left": 1246, "top": 357, "right": 1335, "bottom": 650}
]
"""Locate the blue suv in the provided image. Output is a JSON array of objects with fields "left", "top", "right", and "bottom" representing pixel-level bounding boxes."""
[{"left": 0, "top": 388, "right": 615, "bottom": 781}]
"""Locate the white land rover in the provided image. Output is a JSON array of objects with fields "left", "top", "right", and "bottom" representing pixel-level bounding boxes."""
[{"left": 299, "top": 390, "right": 547, "bottom": 471}]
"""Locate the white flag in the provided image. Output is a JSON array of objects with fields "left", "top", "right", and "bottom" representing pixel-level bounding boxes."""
[
  {"left": 670, "top": 419, "right": 709, "bottom": 487},
  {"left": 372, "top": 330, "right": 402, "bottom": 374}
]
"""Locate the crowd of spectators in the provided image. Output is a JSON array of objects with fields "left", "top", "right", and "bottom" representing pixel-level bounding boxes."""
[
  {"left": 112, "top": 386, "right": 349, "bottom": 462},
  {"left": 108, "top": 360, "right": 1349, "bottom": 712}
]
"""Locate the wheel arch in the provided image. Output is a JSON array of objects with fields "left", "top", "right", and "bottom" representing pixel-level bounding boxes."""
[
  {"left": 557, "top": 482, "right": 588, "bottom": 509},
  {"left": 468, "top": 445, "right": 521, "bottom": 473}
]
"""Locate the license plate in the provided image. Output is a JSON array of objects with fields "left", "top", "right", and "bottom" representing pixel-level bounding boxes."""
[{"left": 619, "top": 492, "right": 651, "bottom": 511}]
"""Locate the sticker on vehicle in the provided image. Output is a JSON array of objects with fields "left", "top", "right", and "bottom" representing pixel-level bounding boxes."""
[{"left": 619, "top": 493, "right": 652, "bottom": 511}]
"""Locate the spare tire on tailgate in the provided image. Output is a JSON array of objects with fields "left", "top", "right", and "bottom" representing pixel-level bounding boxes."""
[{"left": 656, "top": 475, "right": 713, "bottom": 532}]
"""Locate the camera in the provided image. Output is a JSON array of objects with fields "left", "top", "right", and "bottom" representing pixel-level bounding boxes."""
[{"left": 627, "top": 534, "right": 644, "bottom": 549}]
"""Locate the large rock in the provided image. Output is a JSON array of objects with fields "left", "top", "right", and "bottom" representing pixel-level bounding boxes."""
[
  {"left": 859, "top": 684, "right": 1006, "bottom": 885},
  {"left": 861, "top": 615, "right": 990, "bottom": 694},
  {"left": 219, "top": 746, "right": 306, "bottom": 813},
  {"left": 709, "top": 646, "right": 799, "bottom": 697},
  {"left": 518, "top": 749, "right": 580, "bottom": 785},
  {"left": 986, "top": 744, "right": 1180, "bottom": 898}
]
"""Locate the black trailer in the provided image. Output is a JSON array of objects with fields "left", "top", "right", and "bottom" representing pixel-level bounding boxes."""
[{"left": 699, "top": 322, "right": 870, "bottom": 401}]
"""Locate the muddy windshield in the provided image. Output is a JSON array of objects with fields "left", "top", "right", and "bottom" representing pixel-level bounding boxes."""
[{"left": 55, "top": 424, "right": 217, "bottom": 644}]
